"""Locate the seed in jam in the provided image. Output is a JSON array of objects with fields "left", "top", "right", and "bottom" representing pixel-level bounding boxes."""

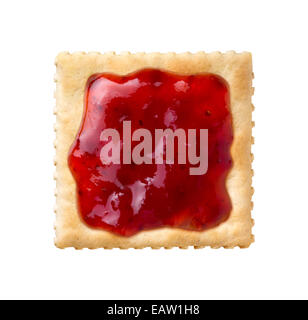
[{"left": 68, "top": 69, "right": 233, "bottom": 236}]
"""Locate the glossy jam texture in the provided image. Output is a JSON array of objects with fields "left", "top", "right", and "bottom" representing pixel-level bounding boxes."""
[{"left": 68, "top": 69, "right": 233, "bottom": 236}]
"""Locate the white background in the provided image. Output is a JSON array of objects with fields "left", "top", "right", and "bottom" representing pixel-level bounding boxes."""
[{"left": 0, "top": 0, "right": 307, "bottom": 300}]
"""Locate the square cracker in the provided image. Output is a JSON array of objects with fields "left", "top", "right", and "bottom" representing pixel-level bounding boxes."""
[{"left": 54, "top": 51, "right": 254, "bottom": 249}]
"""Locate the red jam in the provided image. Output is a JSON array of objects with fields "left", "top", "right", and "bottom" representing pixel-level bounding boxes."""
[{"left": 68, "top": 69, "right": 233, "bottom": 236}]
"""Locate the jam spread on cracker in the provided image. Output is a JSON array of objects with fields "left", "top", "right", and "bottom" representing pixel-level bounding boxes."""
[{"left": 68, "top": 69, "right": 233, "bottom": 236}]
